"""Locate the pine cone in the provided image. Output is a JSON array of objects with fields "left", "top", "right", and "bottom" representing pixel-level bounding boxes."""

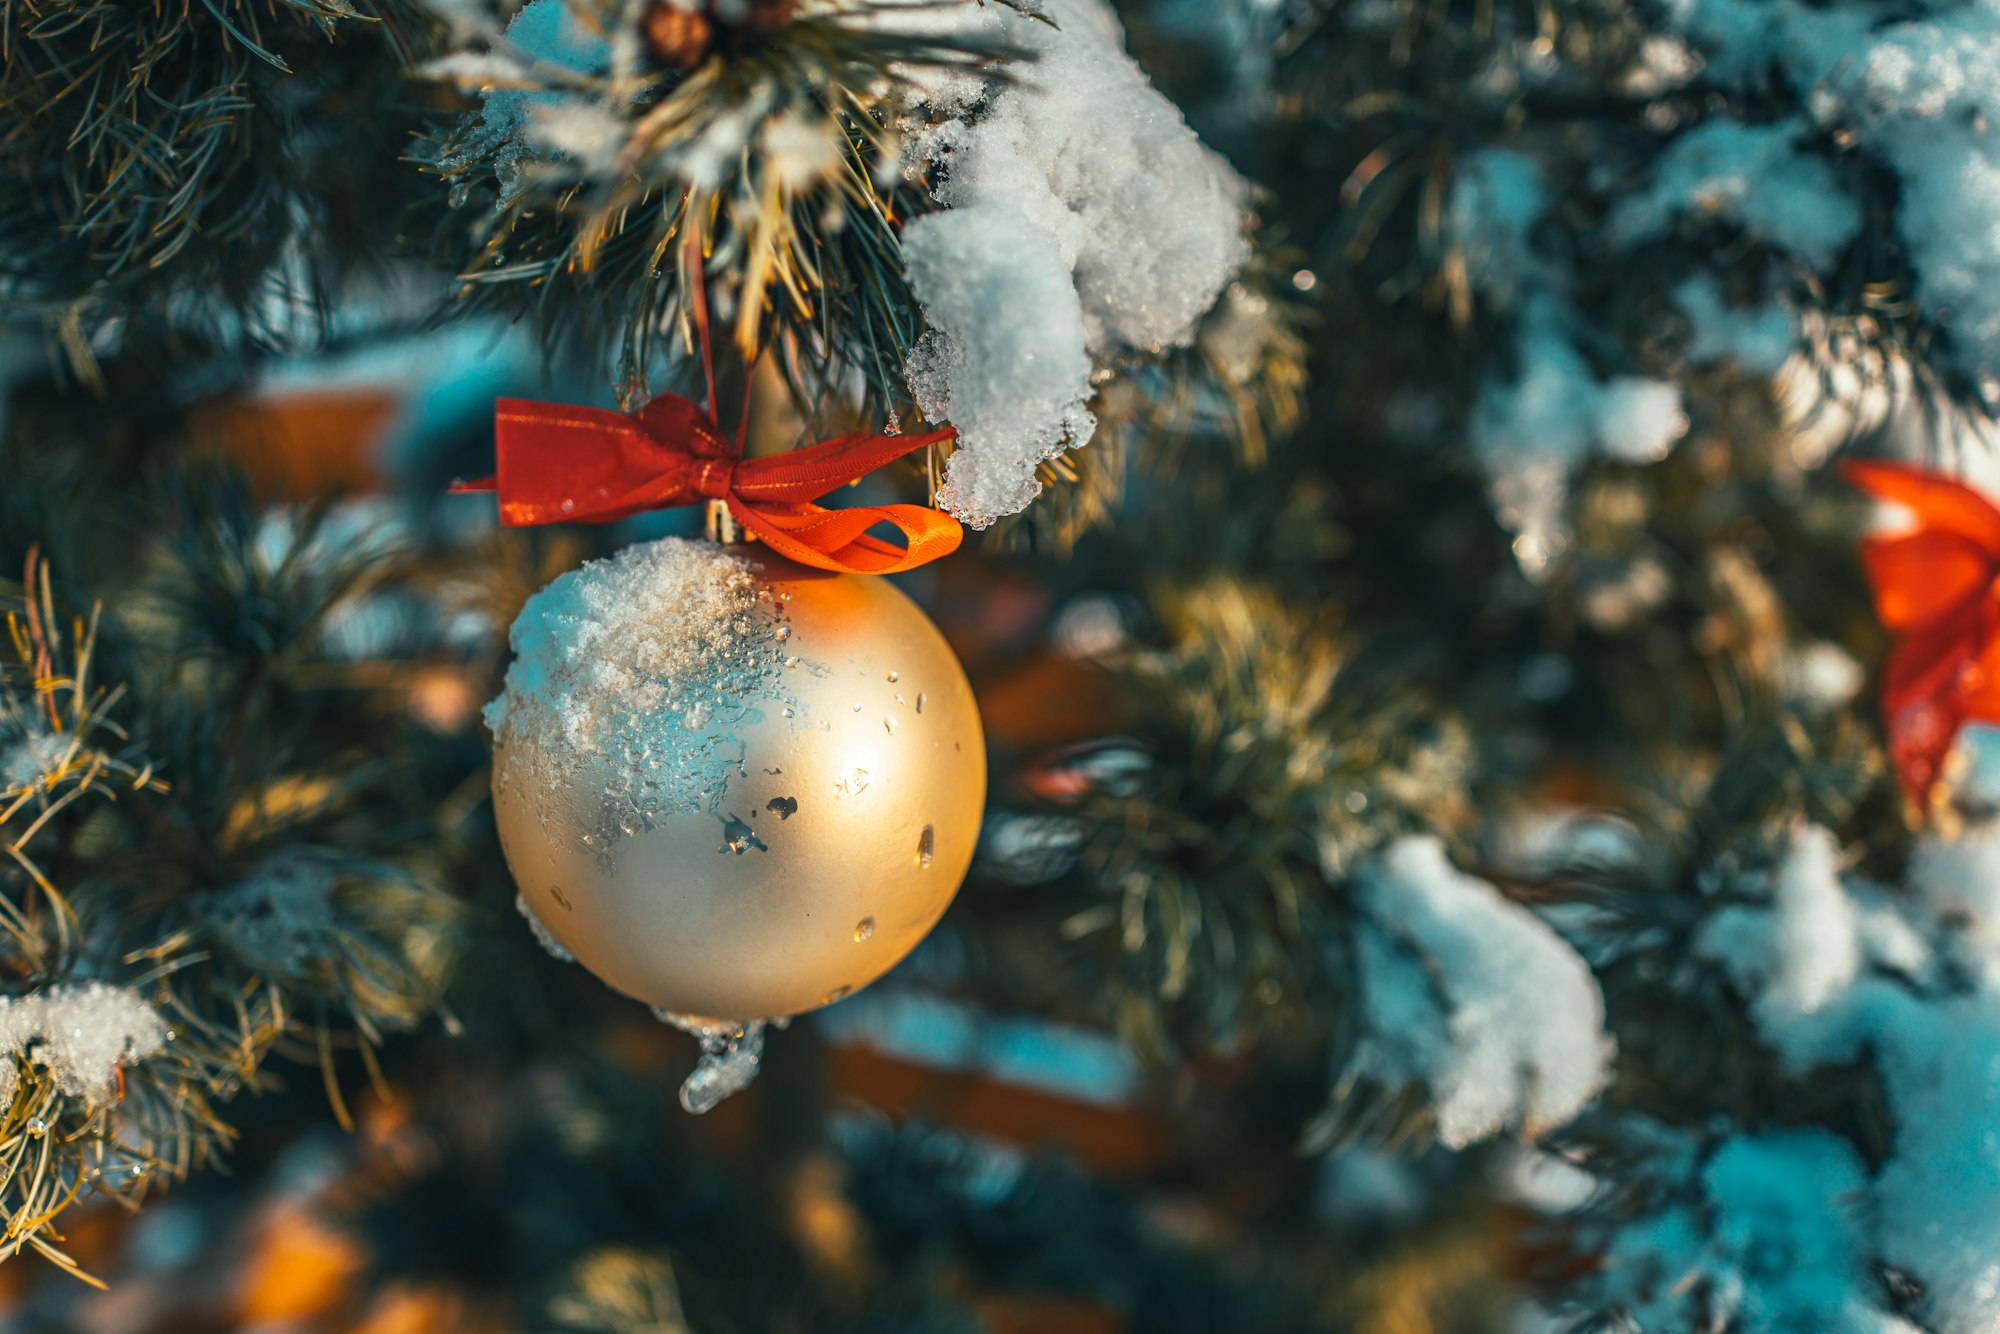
[{"left": 641, "top": 2, "right": 713, "bottom": 68}]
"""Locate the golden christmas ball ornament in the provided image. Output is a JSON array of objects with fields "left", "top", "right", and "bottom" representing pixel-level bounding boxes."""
[
  {"left": 487, "top": 536, "right": 984, "bottom": 1108},
  {"left": 459, "top": 384, "right": 975, "bottom": 1111}
]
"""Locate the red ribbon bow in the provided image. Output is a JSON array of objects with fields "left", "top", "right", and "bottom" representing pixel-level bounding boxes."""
[
  {"left": 452, "top": 394, "right": 960, "bottom": 575},
  {"left": 1842, "top": 458, "right": 2000, "bottom": 805}
]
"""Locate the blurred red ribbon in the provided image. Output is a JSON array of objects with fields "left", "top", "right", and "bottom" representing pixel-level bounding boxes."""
[
  {"left": 1842, "top": 458, "right": 2000, "bottom": 805},
  {"left": 452, "top": 394, "right": 960, "bottom": 575}
]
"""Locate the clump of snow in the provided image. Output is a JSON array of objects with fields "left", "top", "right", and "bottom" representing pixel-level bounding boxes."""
[
  {"left": 486, "top": 538, "right": 794, "bottom": 861},
  {"left": 895, "top": 0, "right": 1248, "bottom": 526},
  {"left": 1448, "top": 149, "right": 1548, "bottom": 307},
  {"left": 1594, "top": 1129, "right": 1919, "bottom": 1334},
  {"left": 0, "top": 983, "right": 170, "bottom": 1108},
  {"left": 1949, "top": 725, "right": 2000, "bottom": 812},
  {"left": 208, "top": 856, "right": 341, "bottom": 976},
  {"left": 1444, "top": 150, "right": 1690, "bottom": 574},
  {"left": 903, "top": 206, "right": 1096, "bottom": 522},
  {"left": 1606, "top": 119, "right": 1861, "bottom": 269},
  {"left": 1675, "top": 275, "right": 1797, "bottom": 377},
  {"left": 1345, "top": 835, "right": 1614, "bottom": 1148},
  {"left": 429, "top": 0, "right": 617, "bottom": 199},
  {"left": 1472, "top": 297, "right": 1688, "bottom": 575},
  {"left": 1907, "top": 824, "right": 2000, "bottom": 978},
  {"left": 1865, "top": 991, "right": 2000, "bottom": 1331},
  {"left": 1664, "top": 0, "right": 2000, "bottom": 380},
  {"left": 1781, "top": 640, "right": 1864, "bottom": 709},
  {"left": 0, "top": 726, "right": 73, "bottom": 794},
  {"left": 1696, "top": 825, "right": 1861, "bottom": 1069},
  {"left": 1684, "top": 817, "right": 2000, "bottom": 1330}
]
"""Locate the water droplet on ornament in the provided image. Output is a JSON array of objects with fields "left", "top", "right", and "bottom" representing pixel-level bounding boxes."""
[
  {"left": 776, "top": 625, "right": 792, "bottom": 641},
  {"left": 786, "top": 657, "right": 800, "bottom": 670},
  {"left": 917, "top": 825, "right": 934, "bottom": 867},
  {"left": 26, "top": 1119, "right": 46, "bottom": 1137},
  {"left": 884, "top": 716, "right": 897, "bottom": 735},
  {"left": 852, "top": 702, "right": 862, "bottom": 712},
  {"left": 853, "top": 917, "right": 875, "bottom": 942},
  {"left": 887, "top": 670, "right": 899, "bottom": 683},
  {"left": 559, "top": 498, "right": 575, "bottom": 513},
  {"left": 782, "top": 706, "right": 795, "bottom": 718},
  {"left": 767, "top": 796, "right": 798, "bottom": 820}
]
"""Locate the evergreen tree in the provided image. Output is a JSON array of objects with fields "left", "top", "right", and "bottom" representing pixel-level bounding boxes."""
[{"left": 3, "top": 0, "right": 1998, "bottom": 1327}]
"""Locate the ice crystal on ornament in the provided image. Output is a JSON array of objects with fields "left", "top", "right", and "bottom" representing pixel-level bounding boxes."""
[
  {"left": 653, "top": 1011, "right": 767, "bottom": 1114},
  {"left": 486, "top": 538, "right": 798, "bottom": 861},
  {"left": 0, "top": 983, "right": 170, "bottom": 1109},
  {"left": 517, "top": 894, "right": 574, "bottom": 964},
  {"left": 1344, "top": 836, "right": 1613, "bottom": 1148},
  {"left": 892, "top": 0, "right": 1249, "bottom": 527}
]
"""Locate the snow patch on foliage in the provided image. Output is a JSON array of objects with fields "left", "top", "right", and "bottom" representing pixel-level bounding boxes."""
[
  {"left": 1470, "top": 297, "right": 1688, "bottom": 574},
  {"left": 1696, "top": 825, "right": 1862, "bottom": 1069},
  {"left": 431, "top": 0, "right": 615, "bottom": 199},
  {"left": 1593, "top": 1128, "right": 1919, "bottom": 1334},
  {"left": 1687, "top": 818, "right": 2000, "bottom": 1331},
  {"left": 895, "top": 0, "right": 1247, "bottom": 526},
  {"left": 1448, "top": 149, "right": 1546, "bottom": 308},
  {"left": 1675, "top": 275, "right": 1797, "bottom": 377},
  {"left": 1448, "top": 153, "right": 1689, "bottom": 574},
  {"left": 1346, "top": 836, "right": 1613, "bottom": 1148},
  {"left": 0, "top": 984, "right": 169, "bottom": 1108},
  {"left": 1607, "top": 119, "right": 1861, "bottom": 269},
  {"left": 211, "top": 856, "right": 343, "bottom": 976},
  {"left": 1665, "top": 0, "right": 2000, "bottom": 378},
  {"left": 0, "top": 727, "right": 73, "bottom": 793}
]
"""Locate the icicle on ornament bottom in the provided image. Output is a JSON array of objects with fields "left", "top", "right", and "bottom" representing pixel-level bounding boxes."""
[{"left": 487, "top": 537, "right": 985, "bottom": 1112}]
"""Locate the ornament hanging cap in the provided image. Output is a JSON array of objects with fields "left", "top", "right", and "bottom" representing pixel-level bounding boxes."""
[{"left": 453, "top": 223, "right": 962, "bottom": 576}]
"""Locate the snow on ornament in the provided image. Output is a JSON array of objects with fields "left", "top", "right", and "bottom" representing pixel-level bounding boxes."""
[{"left": 462, "top": 391, "right": 984, "bottom": 1112}]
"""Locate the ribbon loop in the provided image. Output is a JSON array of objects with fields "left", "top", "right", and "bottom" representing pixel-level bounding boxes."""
[
  {"left": 453, "top": 394, "right": 960, "bottom": 576},
  {"left": 1841, "top": 458, "right": 2000, "bottom": 806}
]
